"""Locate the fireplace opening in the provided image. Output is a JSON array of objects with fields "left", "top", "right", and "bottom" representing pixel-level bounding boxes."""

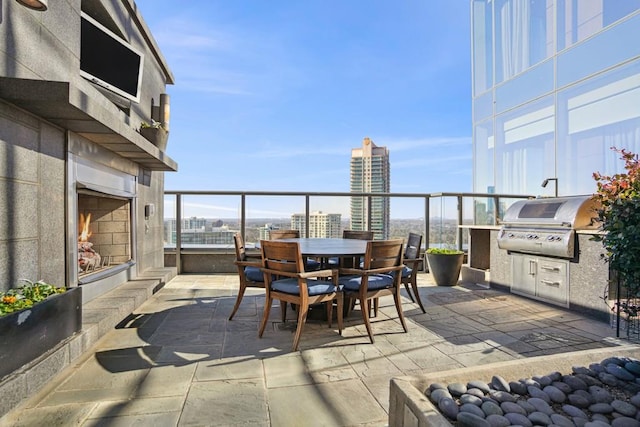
[{"left": 77, "top": 192, "right": 132, "bottom": 280}]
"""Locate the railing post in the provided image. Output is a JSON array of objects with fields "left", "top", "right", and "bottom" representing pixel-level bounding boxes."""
[
  {"left": 457, "top": 195, "right": 463, "bottom": 252},
  {"left": 492, "top": 195, "right": 499, "bottom": 225},
  {"left": 367, "top": 196, "right": 372, "bottom": 233},
  {"left": 305, "top": 195, "right": 310, "bottom": 238},
  {"left": 240, "top": 194, "right": 246, "bottom": 241},
  {"left": 175, "top": 193, "right": 182, "bottom": 274},
  {"left": 424, "top": 196, "right": 430, "bottom": 250}
]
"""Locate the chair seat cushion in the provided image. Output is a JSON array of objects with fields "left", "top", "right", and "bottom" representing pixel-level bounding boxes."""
[
  {"left": 305, "top": 258, "right": 322, "bottom": 270},
  {"left": 389, "top": 266, "right": 412, "bottom": 279},
  {"left": 401, "top": 265, "right": 412, "bottom": 278},
  {"left": 339, "top": 274, "right": 395, "bottom": 291},
  {"left": 271, "top": 278, "right": 338, "bottom": 296},
  {"left": 244, "top": 266, "right": 264, "bottom": 282}
]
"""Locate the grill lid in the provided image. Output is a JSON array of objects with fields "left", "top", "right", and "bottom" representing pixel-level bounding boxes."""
[{"left": 501, "top": 195, "right": 599, "bottom": 229}]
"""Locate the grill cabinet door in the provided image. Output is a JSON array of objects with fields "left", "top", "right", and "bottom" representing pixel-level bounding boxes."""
[{"left": 511, "top": 254, "right": 536, "bottom": 296}]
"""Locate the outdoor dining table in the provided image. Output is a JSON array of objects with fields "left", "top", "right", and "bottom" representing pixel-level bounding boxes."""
[{"left": 274, "top": 237, "right": 368, "bottom": 260}]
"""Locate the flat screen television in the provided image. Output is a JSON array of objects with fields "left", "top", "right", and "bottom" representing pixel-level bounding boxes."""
[{"left": 80, "top": 12, "right": 144, "bottom": 103}]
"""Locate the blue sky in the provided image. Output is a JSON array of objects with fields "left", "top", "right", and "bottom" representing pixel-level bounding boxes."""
[{"left": 136, "top": 2, "right": 472, "bottom": 218}]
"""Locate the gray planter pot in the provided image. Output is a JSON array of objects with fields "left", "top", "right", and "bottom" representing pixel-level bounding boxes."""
[
  {"left": 140, "top": 127, "right": 169, "bottom": 151},
  {"left": 426, "top": 252, "right": 464, "bottom": 286}
]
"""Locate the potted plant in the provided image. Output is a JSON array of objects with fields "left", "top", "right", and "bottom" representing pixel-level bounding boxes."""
[
  {"left": 139, "top": 119, "right": 168, "bottom": 151},
  {"left": 426, "top": 247, "right": 464, "bottom": 286},
  {"left": 0, "top": 280, "right": 82, "bottom": 379},
  {"left": 592, "top": 147, "right": 640, "bottom": 336}
]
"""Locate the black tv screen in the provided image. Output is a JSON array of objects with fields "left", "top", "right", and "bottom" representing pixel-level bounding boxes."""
[{"left": 80, "top": 13, "right": 143, "bottom": 102}]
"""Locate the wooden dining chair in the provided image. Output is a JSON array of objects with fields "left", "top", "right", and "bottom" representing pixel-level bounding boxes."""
[
  {"left": 400, "top": 232, "right": 427, "bottom": 313},
  {"left": 258, "top": 240, "right": 343, "bottom": 351},
  {"left": 269, "top": 229, "right": 300, "bottom": 240},
  {"left": 338, "top": 239, "right": 407, "bottom": 343},
  {"left": 342, "top": 230, "right": 374, "bottom": 240},
  {"left": 339, "top": 229, "right": 376, "bottom": 314},
  {"left": 270, "top": 229, "right": 321, "bottom": 271},
  {"left": 332, "top": 229, "right": 374, "bottom": 268},
  {"left": 229, "top": 233, "right": 265, "bottom": 320}
]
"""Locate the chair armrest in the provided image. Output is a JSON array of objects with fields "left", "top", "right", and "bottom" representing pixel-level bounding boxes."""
[
  {"left": 339, "top": 265, "right": 404, "bottom": 276},
  {"left": 299, "top": 269, "right": 337, "bottom": 280},
  {"left": 404, "top": 257, "right": 423, "bottom": 268}
]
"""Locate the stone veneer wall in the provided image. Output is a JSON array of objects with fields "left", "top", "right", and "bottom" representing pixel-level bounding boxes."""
[{"left": 0, "top": 101, "right": 66, "bottom": 292}]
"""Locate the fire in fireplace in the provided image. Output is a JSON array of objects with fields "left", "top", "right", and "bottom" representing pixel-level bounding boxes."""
[{"left": 77, "top": 193, "right": 132, "bottom": 278}]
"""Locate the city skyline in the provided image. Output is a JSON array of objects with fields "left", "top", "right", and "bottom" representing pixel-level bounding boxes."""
[{"left": 136, "top": 1, "right": 473, "bottom": 218}]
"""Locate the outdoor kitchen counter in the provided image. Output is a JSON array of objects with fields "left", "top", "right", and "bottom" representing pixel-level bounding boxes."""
[{"left": 459, "top": 225, "right": 500, "bottom": 271}]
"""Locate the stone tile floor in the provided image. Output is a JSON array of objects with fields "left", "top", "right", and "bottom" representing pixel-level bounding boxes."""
[{"left": 0, "top": 273, "right": 632, "bottom": 427}]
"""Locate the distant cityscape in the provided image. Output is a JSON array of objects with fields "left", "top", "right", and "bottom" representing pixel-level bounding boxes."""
[{"left": 163, "top": 216, "right": 463, "bottom": 249}]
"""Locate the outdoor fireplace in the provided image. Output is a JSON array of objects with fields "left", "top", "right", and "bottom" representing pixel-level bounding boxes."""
[
  {"left": 67, "top": 148, "right": 138, "bottom": 302},
  {"left": 77, "top": 192, "right": 131, "bottom": 279}
]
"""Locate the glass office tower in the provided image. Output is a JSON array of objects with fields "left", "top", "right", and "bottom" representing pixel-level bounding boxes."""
[
  {"left": 472, "top": 1, "right": 640, "bottom": 201},
  {"left": 350, "top": 137, "right": 390, "bottom": 240}
]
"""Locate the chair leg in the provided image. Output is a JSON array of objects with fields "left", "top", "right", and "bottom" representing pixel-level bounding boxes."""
[
  {"left": 360, "top": 296, "right": 375, "bottom": 344},
  {"left": 258, "top": 296, "right": 273, "bottom": 338},
  {"left": 228, "top": 283, "right": 247, "bottom": 320},
  {"left": 280, "top": 301, "right": 288, "bottom": 322},
  {"left": 291, "top": 303, "right": 309, "bottom": 351},
  {"left": 326, "top": 301, "right": 333, "bottom": 328},
  {"left": 411, "top": 278, "right": 426, "bottom": 314},
  {"left": 336, "top": 294, "right": 344, "bottom": 335},
  {"left": 393, "top": 288, "right": 408, "bottom": 333},
  {"left": 403, "top": 282, "right": 416, "bottom": 303}
]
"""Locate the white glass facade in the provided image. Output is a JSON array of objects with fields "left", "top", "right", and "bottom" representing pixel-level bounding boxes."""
[{"left": 472, "top": 1, "right": 640, "bottom": 199}]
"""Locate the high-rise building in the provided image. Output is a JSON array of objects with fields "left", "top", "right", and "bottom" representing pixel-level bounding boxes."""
[
  {"left": 291, "top": 211, "right": 342, "bottom": 238},
  {"left": 350, "top": 137, "right": 390, "bottom": 240},
  {"left": 471, "top": 2, "right": 640, "bottom": 207}
]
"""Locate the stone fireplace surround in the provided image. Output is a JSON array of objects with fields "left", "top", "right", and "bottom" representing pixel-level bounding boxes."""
[{"left": 68, "top": 145, "right": 139, "bottom": 304}]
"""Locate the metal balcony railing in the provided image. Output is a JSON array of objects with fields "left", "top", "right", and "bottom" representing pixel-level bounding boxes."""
[{"left": 164, "top": 190, "right": 533, "bottom": 274}]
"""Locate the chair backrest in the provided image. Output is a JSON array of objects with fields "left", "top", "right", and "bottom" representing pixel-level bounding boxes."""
[
  {"left": 362, "top": 239, "right": 404, "bottom": 270},
  {"left": 404, "top": 233, "right": 423, "bottom": 259},
  {"left": 343, "top": 230, "right": 374, "bottom": 240},
  {"left": 260, "top": 240, "right": 304, "bottom": 275},
  {"left": 234, "top": 233, "right": 247, "bottom": 262},
  {"left": 270, "top": 229, "right": 300, "bottom": 240}
]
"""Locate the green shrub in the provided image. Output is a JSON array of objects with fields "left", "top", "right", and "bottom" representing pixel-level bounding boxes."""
[{"left": 426, "top": 248, "right": 463, "bottom": 255}]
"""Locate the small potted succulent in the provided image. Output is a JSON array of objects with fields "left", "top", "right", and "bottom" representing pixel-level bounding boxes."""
[
  {"left": 426, "top": 247, "right": 465, "bottom": 286},
  {"left": 139, "top": 119, "right": 168, "bottom": 151}
]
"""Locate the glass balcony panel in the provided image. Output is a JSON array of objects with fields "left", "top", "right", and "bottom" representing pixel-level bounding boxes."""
[
  {"left": 557, "top": 0, "right": 640, "bottom": 51},
  {"left": 474, "top": 119, "right": 494, "bottom": 196},
  {"left": 495, "top": 0, "right": 553, "bottom": 83},
  {"left": 472, "top": 0, "right": 493, "bottom": 95},
  {"left": 557, "top": 58, "right": 640, "bottom": 195},
  {"left": 495, "top": 59, "right": 553, "bottom": 113},
  {"left": 495, "top": 96, "right": 556, "bottom": 195},
  {"left": 557, "top": 13, "right": 640, "bottom": 88},
  {"left": 474, "top": 91, "right": 494, "bottom": 122}
]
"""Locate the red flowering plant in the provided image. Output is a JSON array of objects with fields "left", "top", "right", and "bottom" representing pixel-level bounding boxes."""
[
  {"left": 592, "top": 147, "right": 640, "bottom": 321},
  {"left": 0, "top": 279, "right": 66, "bottom": 317}
]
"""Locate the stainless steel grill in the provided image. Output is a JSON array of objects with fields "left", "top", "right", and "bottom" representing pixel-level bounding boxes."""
[{"left": 497, "top": 196, "right": 600, "bottom": 258}]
